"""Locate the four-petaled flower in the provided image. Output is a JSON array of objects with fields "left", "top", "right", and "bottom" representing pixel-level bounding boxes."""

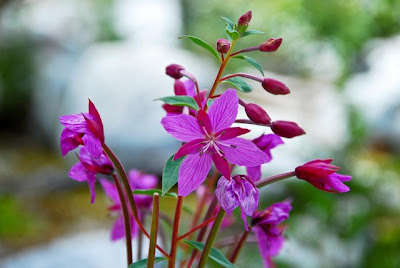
[
  {"left": 216, "top": 175, "right": 259, "bottom": 230},
  {"left": 69, "top": 146, "right": 113, "bottom": 203},
  {"left": 59, "top": 99, "right": 104, "bottom": 157},
  {"left": 163, "top": 79, "right": 207, "bottom": 116},
  {"left": 161, "top": 89, "right": 269, "bottom": 196},
  {"left": 246, "top": 134, "right": 284, "bottom": 181},
  {"left": 295, "top": 159, "right": 352, "bottom": 193},
  {"left": 251, "top": 200, "right": 292, "bottom": 268},
  {"left": 100, "top": 169, "right": 158, "bottom": 241}
]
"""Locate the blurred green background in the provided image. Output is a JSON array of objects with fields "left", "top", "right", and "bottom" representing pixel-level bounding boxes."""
[{"left": 1, "top": 0, "right": 400, "bottom": 267}]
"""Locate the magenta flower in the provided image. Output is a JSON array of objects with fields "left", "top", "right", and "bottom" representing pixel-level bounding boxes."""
[
  {"left": 251, "top": 201, "right": 292, "bottom": 268},
  {"left": 162, "top": 79, "right": 207, "bottom": 116},
  {"left": 100, "top": 169, "right": 158, "bottom": 241},
  {"left": 161, "top": 89, "right": 269, "bottom": 196},
  {"left": 295, "top": 159, "right": 352, "bottom": 193},
  {"left": 216, "top": 175, "right": 259, "bottom": 230},
  {"left": 246, "top": 134, "right": 284, "bottom": 181},
  {"left": 69, "top": 146, "right": 113, "bottom": 203},
  {"left": 59, "top": 99, "right": 104, "bottom": 157}
]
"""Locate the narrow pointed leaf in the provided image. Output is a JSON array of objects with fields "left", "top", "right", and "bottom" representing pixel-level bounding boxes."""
[
  {"left": 132, "top": 189, "right": 177, "bottom": 198},
  {"left": 162, "top": 155, "right": 186, "bottom": 196},
  {"left": 128, "top": 257, "right": 167, "bottom": 268},
  {"left": 183, "top": 240, "right": 237, "bottom": 268},
  {"left": 207, "top": 98, "right": 214, "bottom": 108},
  {"left": 157, "top": 96, "right": 199, "bottom": 110},
  {"left": 242, "top": 30, "right": 266, "bottom": 37},
  {"left": 226, "top": 28, "right": 240, "bottom": 40},
  {"left": 179, "top": 35, "right": 221, "bottom": 61},
  {"left": 233, "top": 55, "right": 264, "bottom": 76},
  {"left": 221, "top": 16, "right": 235, "bottom": 29},
  {"left": 222, "top": 77, "right": 253, "bottom": 93}
]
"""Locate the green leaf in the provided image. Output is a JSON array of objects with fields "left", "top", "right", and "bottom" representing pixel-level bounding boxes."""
[
  {"left": 226, "top": 28, "right": 240, "bottom": 41},
  {"left": 221, "top": 16, "right": 234, "bottom": 29},
  {"left": 179, "top": 35, "right": 221, "bottom": 61},
  {"left": 162, "top": 154, "right": 185, "bottom": 196},
  {"left": 222, "top": 77, "right": 253, "bottom": 93},
  {"left": 233, "top": 55, "right": 264, "bottom": 76},
  {"left": 206, "top": 98, "right": 214, "bottom": 108},
  {"left": 241, "top": 30, "right": 266, "bottom": 37},
  {"left": 128, "top": 257, "right": 167, "bottom": 268},
  {"left": 132, "top": 189, "right": 177, "bottom": 198},
  {"left": 157, "top": 96, "right": 199, "bottom": 111},
  {"left": 183, "top": 240, "right": 237, "bottom": 268}
]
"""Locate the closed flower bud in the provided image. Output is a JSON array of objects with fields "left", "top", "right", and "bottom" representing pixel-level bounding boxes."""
[
  {"left": 166, "top": 64, "right": 184, "bottom": 79},
  {"left": 262, "top": 78, "right": 290, "bottom": 95},
  {"left": 217, "top": 38, "right": 231, "bottom": 54},
  {"left": 173, "top": 79, "right": 186, "bottom": 95},
  {"left": 259, "top": 38, "right": 283, "bottom": 52},
  {"left": 271, "top": 121, "right": 305, "bottom": 138},
  {"left": 238, "top": 11, "right": 252, "bottom": 26},
  {"left": 245, "top": 103, "right": 271, "bottom": 125}
]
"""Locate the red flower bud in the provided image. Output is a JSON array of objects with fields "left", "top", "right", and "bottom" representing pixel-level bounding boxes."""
[
  {"left": 166, "top": 64, "right": 184, "bottom": 79},
  {"left": 217, "top": 38, "right": 231, "bottom": 54},
  {"left": 259, "top": 38, "right": 283, "bottom": 52},
  {"left": 271, "top": 121, "right": 305, "bottom": 138},
  {"left": 238, "top": 11, "right": 252, "bottom": 26},
  {"left": 262, "top": 78, "right": 290, "bottom": 95},
  {"left": 173, "top": 79, "right": 186, "bottom": 95},
  {"left": 245, "top": 103, "right": 271, "bottom": 125}
]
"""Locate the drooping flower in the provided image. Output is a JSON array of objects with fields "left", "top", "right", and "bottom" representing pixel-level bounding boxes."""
[
  {"left": 161, "top": 89, "right": 269, "bottom": 196},
  {"left": 295, "top": 159, "right": 352, "bottom": 193},
  {"left": 100, "top": 169, "right": 158, "bottom": 241},
  {"left": 246, "top": 134, "right": 284, "bottom": 181},
  {"left": 68, "top": 146, "right": 113, "bottom": 203},
  {"left": 251, "top": 200, "right": 292, "bottom": 268},
  {"left": 216, "top": 175, "right": 259, "bottom": 230},
  {"left": 59, "top": 99, "right": 104, "bottom": 157},
  {"left": 162, "top": 79, "right": 207, "bottom": 116}
]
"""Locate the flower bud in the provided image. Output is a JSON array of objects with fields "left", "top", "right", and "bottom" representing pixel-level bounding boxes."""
[
  {"left": 271, "top": 121, "right": 305, "bottom": 138},
  {"left": 238, "top": 11, "right": 252, "bottom": 26},
  {"left": 216, "top": 38, "right": 231, "bottom": 54},
  {"left": 259, "top": 38, "right": 283, "bottom": 52},
  {"left": 173, "top": 79, "right": 186, "bottom": 95},
  {"left": 262, "top": 78, "right": 290, "bottom": 95},
  {"left": 245, "top": 103, "right": 271, "bottom": 125},
  {"left": 166, "top": 64, "right": 184, "bottom": 79}
]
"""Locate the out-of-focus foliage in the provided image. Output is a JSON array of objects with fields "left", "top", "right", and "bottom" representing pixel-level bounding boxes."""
[{"left": 181, "top": 0, "right": 400, "bottom": 81}]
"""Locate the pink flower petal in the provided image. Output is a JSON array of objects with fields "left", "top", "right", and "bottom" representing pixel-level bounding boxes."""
[
  {"left": 212, "top": 153, "right": 231, "bottom": 180},
  {"left": 208, "top": 89, "right": 238, "bottom": 133},
  {"left": 59, "top": 113, "right": 91, "bottom": 133},
  {"left": 217, "top": 127, "right": 250, "bottom": 140},
  {"left": 161, "top": 114, "right": 204, "bottom": 142},
  {"left": 68, "top": 162, "right": 88, "bottom": 182},
  {"left": 197, "top": 110, "right": 213, "bottom": 135},
  {"left": 82, "top": 134, "right": 103, "bottom": 157},
  {"left": 178, "top": 153, "right": 212, "bottom": 196},
  {"left": 174, "top": 139, "right": 204, "bottom": 160},
  {"left": 246, "top": 166, "right": 262, "bottom": 182},
  {"left": 220, "top": 138, "right": 269, "bottom": 167},
  {"left": 111, "top": 215, "right": 125, "bottom": 241},
  {"left": 60, "top": 128, "right": 81, "bottom": 156},
  {"left": 100, "top": 179, "right": 120, "bottom": 205}
]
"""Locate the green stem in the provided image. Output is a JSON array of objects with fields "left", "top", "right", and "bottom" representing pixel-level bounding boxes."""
[
  {"left": 112, "top": 174, "right": 132, "bottom": 266},
  {"left": 256, "top": 171, "right": 296, "bottom": 189},
  {"left": 229, "top": 229, "right": 250, "bottom": 263},
  {"left": 198, "top": 209, "right": 225, "bottom": 268},
  {"left": 168, "top": 196, "right": 183, "bottom": 268},
  {"left": 147, "top": 193, "right": 160, "bottom": 268}
]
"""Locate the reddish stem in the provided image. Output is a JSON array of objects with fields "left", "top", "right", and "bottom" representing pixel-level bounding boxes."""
[
  {"left": 229, "top": 230, "right": 250, "bottom": 263},
  {"left": 220, "top": 72, "right": 262, "bottom": 82},
  {"left": 168, "top": 196, "right": 183, "bottom": 268},
  {"left": 178, "top": 216, "right": 217, "bottom": 241},
  {"left": 112, "top": 174, "right": 132, "bottom": 265}
]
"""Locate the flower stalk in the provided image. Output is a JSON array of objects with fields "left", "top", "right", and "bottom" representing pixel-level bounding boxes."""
[
  {"left": 168, "top": 196, "right": 184, "bottom": 268},
  {"left": 147, "top": 193, "right": 160, "bottom": 268},
  {"left": 256, "top": 171, "right": 296, "bottom": 188},
  {"left": 229, "top": 229, "right": 250, "bottom": 263},
  {"left": 111, "top": 174, "right": 132, "bottom": 266}
]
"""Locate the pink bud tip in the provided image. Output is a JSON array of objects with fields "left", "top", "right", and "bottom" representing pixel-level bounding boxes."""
[
  {"left": 238, "top": 11, "right": 252, "bottom": 26},
  {"left": 271, "top": 121, "right": 305, "bottom": 138},
  {"left": 217, "top": 38, "right": 231, "bottom": 54},
  {"left": 262, "top": 78, "right": 290, "bottom": 95},
  {"left": 166, "top": 64, "right": 184, "bottom": 79},
  {"left": 259, "top": 38, "right": 283, "bottom": 52},
  {"left": 245, "top": 103, "right": 271, "bottom": 125}
]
